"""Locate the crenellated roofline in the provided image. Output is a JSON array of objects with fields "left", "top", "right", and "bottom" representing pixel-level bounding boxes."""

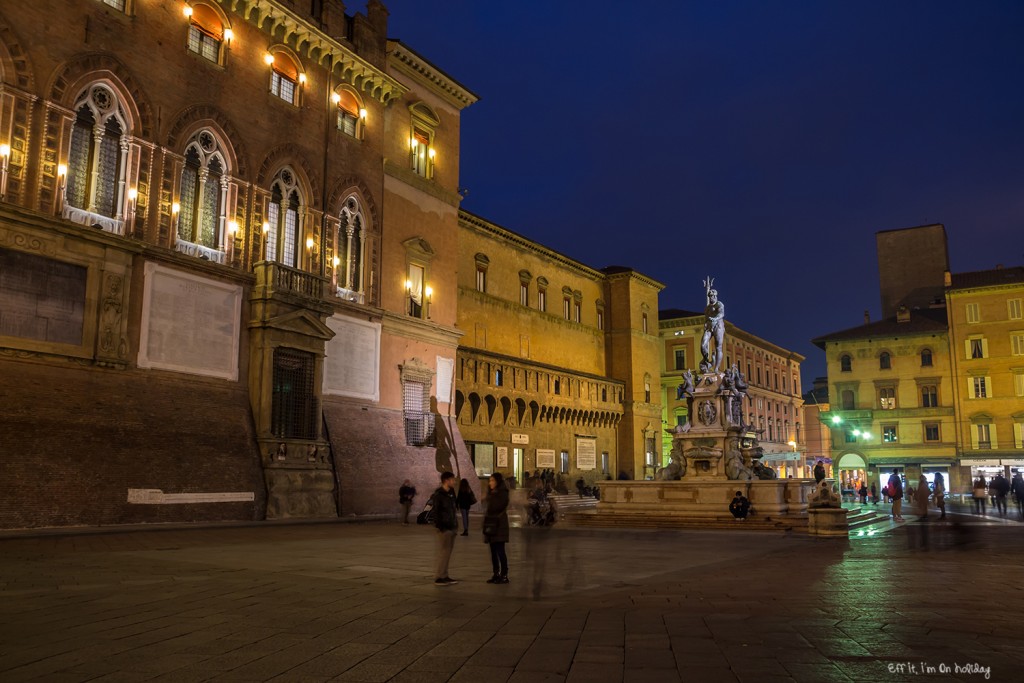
[{"left": 224, "top": 0, "right": 407, "bottom": 105}]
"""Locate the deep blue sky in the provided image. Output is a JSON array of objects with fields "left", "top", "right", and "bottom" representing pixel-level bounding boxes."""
[{"left": 381, "top": 0, "right": 1024, "bottom": 381}]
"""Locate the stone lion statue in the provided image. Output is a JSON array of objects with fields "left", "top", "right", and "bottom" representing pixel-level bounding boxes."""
[{"left": 655, "top": 441, "right": 686, "bottom": 480}]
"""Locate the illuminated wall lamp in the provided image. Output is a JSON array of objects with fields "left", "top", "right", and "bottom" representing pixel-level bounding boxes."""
[
  {"left": 428, "top": 147, "right": 436, "bottom": 159},
  {"left": 359, "top": 108, "right": 367, "bottom": 120},
  {"left": 331, "top": 92, "right": 341, "bottom": 104},
  {"left": 263, "top": 52, "right": 275, "bottom": 66},
  {"left": 55, "top": 163, "right": 67, "bottom": 215},
  {"left": 183, "top": 4, "right": 193, "bottom": 18},
  {"left": 0, "top": 143, "right": 10, "bottom": 200},
  {"left": 298, "top": 73, "right": 307, "bottom": 85},
  {"left": 227, "top": 220, "right": 238, "bottom": 235},
  {"left": 223, "top": 28, "right": 233, "bottom": 44},
  {"left": 332, "top": 257, "right": 340, "bottom": 267},
  {"left": 425, "top": 285, "right": 433, "bottom": 303},
  {"left": 126, "top": 187, "right": 138, "bottom": 233},
  {"left": 305, "top": 236, "right": 315, "bottom": 249}
]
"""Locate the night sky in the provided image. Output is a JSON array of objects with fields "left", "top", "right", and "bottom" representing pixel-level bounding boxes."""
[{"left": 382, "top": 0, "right": 1024, "bottom": 382}]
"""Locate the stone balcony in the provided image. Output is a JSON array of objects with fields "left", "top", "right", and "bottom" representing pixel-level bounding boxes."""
[
  {"left": 62, "top": 205, "right": 125, "bottom": 236},
  {"left": 252, "top": 261, "right": 328, "bottom": 302},
  {"left": 174, "top": 237, "right": 226, "bottom": 265}
]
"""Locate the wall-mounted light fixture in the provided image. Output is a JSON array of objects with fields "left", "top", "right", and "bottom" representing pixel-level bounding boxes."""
[
  {"left": 298, "top": 73, "right": 307, "bottom": 85},
  {"left": 263, "top": 52, "right": 275, "bottom": 66},
  {"left": 428, "top": 147, "right": 436, "bottom": 159},
  {"left": 223, "top": 28, "right": 233, "bottom": 44},
  {"left": 171, "top": 201, "right": 180, "bottom": 234},
  {"left": 126, "top": 187, "right": 138, "bottom": 233},
  {"left": 305, "top": 236, "right": 315, "bottom": 250},
  {"left": 331, "top": 92, "right": 341, "bottom": 105},
  {"left": 0, "top": 143, "right": 10, "bottom": 200},
  {"left": 183, "top": 4, "right": 193, "bottom": 18},
  {"left": 359, "top": 108, "right": 368, "bottom": 120},
  {"left": 55, "top": 163, "right": 67, "bottom": 215}
]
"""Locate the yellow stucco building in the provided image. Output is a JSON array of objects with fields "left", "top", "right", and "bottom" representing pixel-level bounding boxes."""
[{"left": 454, "top": 211, "right": 664, "bottom": 485}]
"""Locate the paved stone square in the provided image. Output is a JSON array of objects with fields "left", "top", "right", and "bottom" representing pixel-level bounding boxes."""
[{"left": 0, "top": 515, "right": 1019, "bottom": 682}]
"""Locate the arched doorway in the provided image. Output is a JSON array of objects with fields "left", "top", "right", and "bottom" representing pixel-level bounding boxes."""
[{"left": 836, "top": 452, "right": 867, "bottom": 502}]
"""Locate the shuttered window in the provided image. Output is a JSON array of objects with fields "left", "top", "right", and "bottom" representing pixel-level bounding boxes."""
[{"left": 403, "top": 380, "right": 434, "bottom": 446}]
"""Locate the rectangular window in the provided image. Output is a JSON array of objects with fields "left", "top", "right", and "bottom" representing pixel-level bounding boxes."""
[
  {"left": 573, "top": 301, "right": 581, "bottom": 323},
  {"left": 411, "top": 129, "right": 430, "bottom": 177},
  {"left": 407, "top": 263, "right": 424, "bottom": 317},
  {"left": 563, "top": 297, "right": 571, "bottom": 320},
  {"left": 553, "top": 378, "right": 560, "bottom": 395},
  {"left": 1009, "top": 298, "right": 1022, "bottom": 320},
  {"left": 271, "top": 347, "right": 318, "bottom": 440},
  {"left": 674, "top": 348, "right": 687, "bottom": 370},
  {"left": 1015, "top": 422, "right": 1024, "bottom": 449},
  {"left": 282, "top": 208, "right": 298, "bottom": 268},
  {"left": 601, "top": 452, "right": 609, "bottom": 474},
  {"left": 537, "top": 289, "right": 546, "bottom": 312},
  {"left": 924, "top": 423, "right": 940, "bottom": 442},
  {"left": 845, "top": 432, "right": 857, "bottom": 443},
  {"left": 878, "top": 387, "right": 896, "bottom": 410},
  {"left": 103, "top": 0, "right": 126, "bottom": 10},
  {"left": 271, "top": 72, "right": 296, "bottom": 104},
  {"left": 921, "top": 385, "right": 938, "bottom": 407},
  {"left": 403, "top": 379, "right": 434, "bottom": 446},
  {"left": 977, "top": 424, "right": 991, "bottom": 450},
  {"left": 1012, "top": 333, "right": 1024, "bottom": 356},
  {"left": 471, "top": 443, "right": 494, "bottom": 478},
  {"left": 968, "top": 337, "right": 986, "bottom": 359},
  {"left": 597, "top": 309, "right": 604, "bottom": 330},
  {"left": 971, "top": 376, "right": 989, "bottom": 399},
  {"left": 494, "top": 368, "right": 503, "bottom": 387},
  {"left": 560, "top": 451, "right": 570, "bottom": 474},
  {"left": 338, "top": 111, "right": 358, "bottom": 137},
  {"left": 476, "top": 267, "right": 486, "bottom": 293},
  {"left": 883, "top": 425, "right": 898, "bottom": 443},
  {"left": 966, "top": 303, "right": 980, "bottom": 323},
  {"left": 1015, "top": 372, "right": 1024, "bottom": 397},
  {"left": 642, "top": 313, "right": 648, "bottom": 334},
  {"left": 520, "top": 283, "right": 528, "bottom": 306},
  {"left": 188, "top": 25, "right": 220, "bottom": 63}
]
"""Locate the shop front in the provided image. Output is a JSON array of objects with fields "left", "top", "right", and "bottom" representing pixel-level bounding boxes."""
[
  {"left": 760, "top": 451, "right": 802, "bottom": 478},
  {"left": 835, "top": 452, "right": 867, "bottom": 501}
]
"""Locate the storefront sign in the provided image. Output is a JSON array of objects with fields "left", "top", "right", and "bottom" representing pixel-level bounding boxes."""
[
  {"left": 511, "top": 433, "right": 529, "bottom": 445},
  {"left": 497, "top": 446, "right": 508, "bottom": 467},
  {"left": 536, "top": 449, "right": 555, "bottom": 468}
]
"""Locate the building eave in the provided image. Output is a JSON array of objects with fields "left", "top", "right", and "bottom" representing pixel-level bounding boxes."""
[{"left": 387, "top": 40, "right": 479, "bottom": 110}]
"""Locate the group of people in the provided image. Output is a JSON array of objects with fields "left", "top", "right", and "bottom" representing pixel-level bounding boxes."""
[
  {"left": 971, "top": 472, "right": 1024, "bottom": 517},
  {"left": 401, "top": 472, "right": 512, "bottom": 586},
  {"left": 885, "top": 469, "right": 946, "bottom": 522}
]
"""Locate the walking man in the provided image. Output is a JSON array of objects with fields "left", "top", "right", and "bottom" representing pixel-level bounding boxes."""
[
  {"left": 1012, "top": 472, "right": 1024, "bottom": 519},
  {"left": 399, "top": 479, "right": 416, "bottom": 525},
  {"left": 433, "top": 471, "right": 459, "bottom": 585}
]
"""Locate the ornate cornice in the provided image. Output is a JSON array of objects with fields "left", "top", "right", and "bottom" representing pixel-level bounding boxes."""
[
  {"left": 386, "top": 40, "right": 479, "bottom": 110},
  {"left": 225, "top": 0, "right": 407, "bottom": 105},
  {"left": 380, "top": 311, "right": 463, "bottom": 348}
]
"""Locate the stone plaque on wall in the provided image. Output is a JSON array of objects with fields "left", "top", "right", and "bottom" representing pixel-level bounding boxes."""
[
  {"left": 323, "top": 315, "right": 380, "bottom": 401},
  {"left": 536, "top": 449, "right": 556, "bottom": 469},
  {"left": 576, "top": 437, "right": 597, "bottom": 470},
  {"left": 0, "top": 247, "right": 86, "bottom": 346},
  {"left": 138, "top": 263, "right": 242, "bottom": 380}
]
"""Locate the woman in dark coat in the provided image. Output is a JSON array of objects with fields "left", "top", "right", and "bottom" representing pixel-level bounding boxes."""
[{"left": 483, "top": 472, "right": 510, "bottom": 584}]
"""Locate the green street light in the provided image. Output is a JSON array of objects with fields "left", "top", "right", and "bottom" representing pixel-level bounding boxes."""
[
  {"left": 852, "top": 429, "right": 861, "bottom": 437},
  {"left": 862, "top": 431, "right": 872, "bottom": 439},
  {"left": 831, "top": 415, "right": 842, "bottom": 425}
]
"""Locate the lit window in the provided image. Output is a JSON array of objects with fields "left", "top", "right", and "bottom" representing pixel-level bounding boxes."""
[
  {"left": 883, "top": 425, "right": 898, "bottom": 443},
  {"left": 103, "top": 0, "right": 126, "bottom": 10},
  {"left": 644, "top": 377, "right": 651, "bottom": 403},
  {"left": 560, "top": 451, "right": 569, "bottom": 474},
  {"left": 840, "top": 355, "right": 851, "bottom": 372},
  {"left": 265, "top": 167, "right": 303, "bottom": 267},
  {"left": 495, "top": 368, "right": 503, "bottom": 387},
  {"left": 878, "top": 387, "right": 896, "bottom": 410},
  {"left": 187, "top": 5, "right": 224, "bottom": 63},
  {"left": 335, "top": 89, "right": 362, "bottom": 137},
  {"left": 968, "top": 337, "right": 987, "bottom": 359},
  {"left": 407, "top": 263, "right": 425, "bottom": 318},
  {"left": 65, "top": 84, "right": 127, "bottom": 228},
  {"left": 268, "top": 52, "right": 301, "bottom": 105},
  {"left": 177, "top": 130, "right": 227, "bottom": 253},
  {"left": 409, "top": 102, "right": 439, "bottom": 179},
  {"left": 879, "top": 352, "right": 891, "bottom": 370}
]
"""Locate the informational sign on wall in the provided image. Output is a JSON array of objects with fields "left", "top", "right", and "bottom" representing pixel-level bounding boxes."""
[
  {"left": 138, "top": 263, "right": 241, "bottom": 380},
  {"left": 536, "top": 449, "right": 556, "bottom": 469},
  {"left": 511, "top": 433, "right": 529, "bottom": 444},
  {"left": 576, "top": 437, "right": 597, "bottom": 469},
  {"left": 0, "top": 247, "right": 86, "bottom": 346},
  {"left": 323, "top": 315, "right": 380, "bottom": 401},
  {"left": 435, "top": 356, "right": 454, "bottom": 402},
  {"left": 497, "top": 446, "right": 508, "bottom": 468}
]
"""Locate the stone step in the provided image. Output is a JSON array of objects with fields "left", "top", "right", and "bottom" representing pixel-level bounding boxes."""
[{"left": 564, "top": 510, "right": 798, "bottom": 532}]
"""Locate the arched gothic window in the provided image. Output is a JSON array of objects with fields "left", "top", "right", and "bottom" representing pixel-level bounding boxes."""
[
  {"left": 177, "top": 129, "right": 227, "bottom": 252},
  {"left": 265, "top": 168, "right": 303, "bottom": 268},
  {"left": 65, "top": 84, "right": 129, "bottom": 231},
  {"left": 336, "top": 195, "right": 365, "bottom": 297}
]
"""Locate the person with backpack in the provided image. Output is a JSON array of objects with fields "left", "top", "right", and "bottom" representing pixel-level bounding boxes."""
[
  {"left": 972, "top": 476, "right": 988, "bottom": 515},
  {"left": 432, "top": 471, "right": 459, "bottom": 585},
  {"left": 456, "top": 478, "right": 477, "bottom": 536},
  {"left": 887, "top": 470, "right": 904, "bottom": 521}
]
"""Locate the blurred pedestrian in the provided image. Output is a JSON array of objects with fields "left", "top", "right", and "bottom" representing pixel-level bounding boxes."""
[
  {"left": 483, "top": 472, "right": 510, "bottom": 584},
  {"left": 814, "top": 460, "right": 825, "bottom": 483},
  {"left": 991, "top": 473, "right": 1010, "bottom": 516},
  {"left": 859, "top": 482, "right": 868, "bottom": 505},
  {"left": 933, "top": 472, "right": 946, "bottom": 520},
  {"left": 432, "top": 471, "right": 459, "bottom": 585},
  {"left": 1012, "top": 472, "right": 1024, "bottom": 519},
  {"left": 870, "top": 483, "right": 878, "bottom": 505},
  {"left": 972, "top": 476, "right": 988, "bottom": 515},
  {"left": 456, "top": 478, "right": 477, "bottom": 536},
  {"left": 399, "top": 479, "right": 416, "bottom": 525},
  {"left": 887, "top": 470, "right": 904, "bottom": 521}
]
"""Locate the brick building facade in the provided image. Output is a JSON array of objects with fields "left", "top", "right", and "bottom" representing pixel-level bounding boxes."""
[{"left": 0, "top": 0, "right": 481, "bottom": 528}]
